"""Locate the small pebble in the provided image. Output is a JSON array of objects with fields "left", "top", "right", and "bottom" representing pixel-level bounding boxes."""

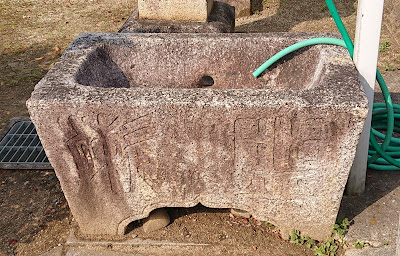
[
  {"left": 9, "top": 239, "right": 17, "bottom": 245},
  {"left": 24, "top": 181, "right": 29, "bottom": 185}
]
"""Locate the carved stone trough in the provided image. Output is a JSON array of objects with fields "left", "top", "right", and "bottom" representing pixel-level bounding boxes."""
[{"left": 27, "top": 32, "right": 368, "bottom": 241}]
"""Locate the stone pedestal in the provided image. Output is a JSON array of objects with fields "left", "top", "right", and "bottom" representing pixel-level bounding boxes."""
[
  {"left": 119, "top": 2, "right": 235, "bottom": 33},
  {"left": 138, "top": 0, "right": 214, "bottom": 22}
]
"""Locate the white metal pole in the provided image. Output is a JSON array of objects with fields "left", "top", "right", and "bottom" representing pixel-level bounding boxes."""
[{"left": 346, "top": 0, "right": 384, "bottom": 195}]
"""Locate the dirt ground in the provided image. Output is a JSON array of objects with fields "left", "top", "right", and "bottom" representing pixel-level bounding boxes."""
[{"left": 1, "top": 0, "right": 399, "bottom": 255}]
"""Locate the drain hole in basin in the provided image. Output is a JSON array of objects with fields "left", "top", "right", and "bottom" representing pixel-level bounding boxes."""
[{"left": 199, "top": 75, "right": 214, "bottom": 87}]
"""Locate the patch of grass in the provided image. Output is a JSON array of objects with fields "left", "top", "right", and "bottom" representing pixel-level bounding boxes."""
[
  {"left": 319, "top": 4, "right": 328, "bottom": 12},
  {"left": 384, "top": 63, "right": 398, "bottom": 71},
  {"left": 0, "top": 0, "right": 135, "bottom": 129},
  {"left": 379, "top": 40, "right": 391, "bottom": 52}
]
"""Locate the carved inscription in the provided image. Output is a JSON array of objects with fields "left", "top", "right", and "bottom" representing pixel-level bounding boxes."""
[
  {"left": 233, "top": 114, "right": 334, "bottom": 196},
  {"left": 60, "top": 114, "right": 125, "bottom": 194},
  {"left": 59, "top": 111, "right": 158, "bottom": 195},
  {"left": 234, "top": 118, "right": 274, "bottom": 194}
]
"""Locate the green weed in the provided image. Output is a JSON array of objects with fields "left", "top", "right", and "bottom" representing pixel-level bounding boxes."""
[
  {"left": 287, "top": 218, "right": 351, "bottom": 256},
  {"left": 288, "top": 230, "right": 315, "bottom": 248},
  {"left": 379, "top": 40, "right": 391, "bottom": 52},
  {"left": 354, "top": 241, "right": 365, "bottom": 248},
  {"left": 314, "top": 238, "right": 338, "bottom": 256},
  {"left": 384, "top": 63, "right": 398, "bottom": 71},
  {"left": 332, "top": 218, "right": 349, "bottom": 238}
]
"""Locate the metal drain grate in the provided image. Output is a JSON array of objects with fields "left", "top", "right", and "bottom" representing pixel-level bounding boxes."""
[{"left": 0, "top": 120, "right": 52, "bottom": 169}]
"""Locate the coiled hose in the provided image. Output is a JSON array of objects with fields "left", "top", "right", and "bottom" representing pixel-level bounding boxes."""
[{"left": 253, "top": 0, "right": 400, "bottom": 170}]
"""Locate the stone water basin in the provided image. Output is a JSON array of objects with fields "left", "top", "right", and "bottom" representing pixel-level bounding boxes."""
[{"left": 27, "top": 33, "right": 368, "bottom": 241}]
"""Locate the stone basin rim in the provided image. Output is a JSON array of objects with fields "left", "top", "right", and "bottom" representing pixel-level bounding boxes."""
[
  {"left": 71, "top": 32, "right": 344, "bottom": 91},
  {"left": 30, "top": 32, "right": 368, "bottom": 111}
]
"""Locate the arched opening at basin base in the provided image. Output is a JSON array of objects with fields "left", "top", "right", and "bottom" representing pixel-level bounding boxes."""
[{"left": 118, "top": 203, "right": 258, "bottom": 237}]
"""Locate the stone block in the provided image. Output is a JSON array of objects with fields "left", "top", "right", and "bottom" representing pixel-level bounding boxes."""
[
  {"left": 142, "top": 208, "right": 170, "bottom": 232},
  {"left": 231, "top": 208, "right": 251, "bottom": 218},
  {"left": 138, "top": 0, "right": 213, "bottom": 22},
  {"left": 119, "top": 2, "right": 235, "bottom": 33},
  {"left": 27, "top": 32, "right": 368, "bottom": 241}
]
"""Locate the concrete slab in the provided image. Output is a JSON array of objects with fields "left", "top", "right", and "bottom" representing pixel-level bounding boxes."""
[
  {"left": 66, "top": 231, "right": 209, "bottom": 247},
  {"left": 397, "top": 213, "right": 400, "bottom": 256},
  {"left": 344, "top": 245, "right": 396, "bottom": 256},
  {"left": 65, "top": 247, "right": 143, "bottom": 256},
  {"left": 344, "top": 183, "right": 400, "bottom": 247}
]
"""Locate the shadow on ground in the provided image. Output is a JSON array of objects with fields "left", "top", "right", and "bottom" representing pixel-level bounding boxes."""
[
  {"left": 238, "top": 0, "right": 356, "bottom": 32},
  {"left": 0, "top": 169, "right": 70, "bottom": 255},
  {"left": 339, "top": 170, "right": 400, "bottom": 221},
  {"left": 0, "top": 43, "right": 62, "bottom": 130}
]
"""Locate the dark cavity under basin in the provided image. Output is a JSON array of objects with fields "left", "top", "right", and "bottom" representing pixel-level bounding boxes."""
[{"left": 76, "top": 36, "right": 323, "bottom": 90}]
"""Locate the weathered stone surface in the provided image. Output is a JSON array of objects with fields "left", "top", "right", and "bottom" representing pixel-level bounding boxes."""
[
  {"left": 138, "top": 0, "right": 213, "bottom": 22},
  {"left": 219, "top": 0, "right": 250, "bottom": 18},
  {"left": 142, "top": 208, "right": 170, "bottom": 233},
  {"left": 27, "top": 32, "right": 368, "bottom": 241},
  {"left": 231, "top": 208, "right": 251, "bottom": 218},
  {"left": 119, "top": 2, "right": 235, "bottom": 33}
]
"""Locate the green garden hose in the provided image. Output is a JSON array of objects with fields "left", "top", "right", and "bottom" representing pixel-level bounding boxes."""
[
  {"left": 252, "top": 38, "right": 346, "bottom": 77},
  {"left": 253, "top": 0, "right": 400, "bottom": 170}
]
